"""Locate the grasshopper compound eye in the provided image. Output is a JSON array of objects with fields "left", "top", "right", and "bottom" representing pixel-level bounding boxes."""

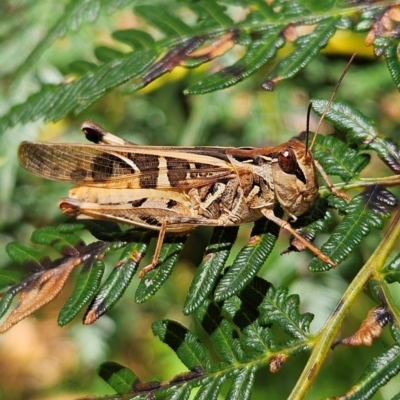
[{"left": 278, "top": 148, "right": 297, "bottom": 174}]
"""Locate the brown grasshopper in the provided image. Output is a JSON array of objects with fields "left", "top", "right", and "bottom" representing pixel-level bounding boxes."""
[{"left": 18, "top": 61, "right": 353, "bottom": 277}]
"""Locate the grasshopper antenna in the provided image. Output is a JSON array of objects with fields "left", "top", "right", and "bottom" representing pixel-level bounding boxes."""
[
  {"left": 305, "top": 102, "right": 313, "bottom": 155},
  {"left": 309, "top": 53, "right": 356, "bottom": 151}
]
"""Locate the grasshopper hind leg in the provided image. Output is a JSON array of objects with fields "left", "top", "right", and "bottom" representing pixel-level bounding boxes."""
[{"left": 261, "top": 208, "right": 337, "bottom": 268}]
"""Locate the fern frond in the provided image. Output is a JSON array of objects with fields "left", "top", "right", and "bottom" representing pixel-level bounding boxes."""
[
  {"left": 89, "top": 276, "right": 313, "bottom": 400},
  {"left": 383, "top": 253, "right": 400, "bottom": 284},
  {"left": 183, "top": 226, "right": 238, "bottom": 315},
  {"left": 313, "top": 134, "right": 370, "bottom": 183},
  {"left": 214, "top": 213, "right": 280, "bottom": 302},
  {"left": 332, "top": 328, "right": 400, "bottom": 399},
  {"left": 83, "top": 238, "right": 148, "bottom": 324},
  {"left": 58, "top": 259, "right": 105, "bottom": 326},
  {"left": 135, "top": 235, "right": 186, "bottom": 303},
  {"left": 312, "top": 100, "right": 400, "bottom": 174},
  {"left": 96, "top": 361, "right": 140, "bottom": 396},
  {"left": 260, "top": 285, "right": 313, "bottom": 342},
  {"left": 310, "top": 185, "right": 397, "bottom": 272},
  {"left": 2, "top": 1, "right": 400, "bottom": 132},
  {"left": 15, "top": 0, "right": 131, "bottom": 79},
  {"left": 262, "top": 17, "right": 338, "bottom": 90}
]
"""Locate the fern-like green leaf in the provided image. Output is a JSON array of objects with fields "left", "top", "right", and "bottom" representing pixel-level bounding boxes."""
[
  {"left": 15, "top": 0, "right": 102, "bottom": 79},
  {"left": 191, "top": 1, "right": 234, "bottom": 28},
  {"left": 0, "top": 293, "right": 16, "bottom": 320},
  {"left": 112, "top": 29, "right": 155, "bottom": 50},
  {"left": 382, "top": 253, "right": 400, "bottom": 284},
  {"left": 168, "top": 385, "right": 191, "bottom": 400},
  {"left": 234, "top": 277, "right": 276, "bottom": 355},
  {"left": 185, "top": 28, "right": 285, "bottom": 94},
  {"left": 0, "top": 49, "right": 157, "bottom": 131},
  {"left": 97, "top": 361, "right": 140, "bottom": 395},
  {"left": 313, "top": 134, "right": 370, "bottom": 182},
  {"left": 135, "top": 236, "right": 186, "bottom": 304},
  {"left": 214, "top": 213, "right": 280, "bottom": 302},
  {"left": 333, "top": 341, "right": 400, "bottom": 399},
  {"left": 90, "top": 277, "right": 314, "bottom": 399},
  {"left": 224, "top": 366, "right": 256, "bottom": 400},
  {"left": 135, "top": 5, "right": 194, "bottom": 36},
  {"left": 84, "top": 239, "right": 148, "bottom": 324},
  {"left": 58, "top": 259, "right": 105, "bottom": 326},
  {"left": 94, "top": 46, "right": 125, "bottom": 63},
  {"left": 312, "top": 100, "right": 400, "bottom": 173},
  {"left": 30, "top": 226, "right": 83, "bottom": 256},
  {"left": 196, "top": 300, "right": 243, "bottom": 364},
  {"left": 183, "top": 227, "right": 238, "bottom": 315},
  {"left": 195, "top": 378, "right": 225, "bottom": 400},
  {"left": 1, "top": 2, "right": 396, "bottom": 132},
  {"left": 5, "top": 242, "right": 44, "bottom": 269},
  {"left": 152, "top": 320, "right": 212, "bottom": 370},
  {"left": 0, "top": 268, "right": 26, "bottom": 292},
  {"left": 384, "top": 42, "right": 400, "bottom": 89},
  {"left": 259, "top": 285, "right": 313, "bottom": 342},
  {"left": 310, "top": 185, "right": 397, "bottom": 272},
  {"left": 262, "top": 17, "right": 338, "bottom": 90}
]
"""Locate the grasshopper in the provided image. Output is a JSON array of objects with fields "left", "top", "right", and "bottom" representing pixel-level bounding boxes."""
[{"left": 18, "top": 60, "right": 353, "bottom": 277}]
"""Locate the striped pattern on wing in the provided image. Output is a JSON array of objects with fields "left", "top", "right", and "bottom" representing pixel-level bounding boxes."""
[{"left": 18, "top": 142, "right": 237, "bottom": 189}]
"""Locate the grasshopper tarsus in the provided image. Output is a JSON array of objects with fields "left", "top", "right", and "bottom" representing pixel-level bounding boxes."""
[
  {"left": 330, "top": 188, "right": 351, "bottom": 202},
  {"left": 138, "top": 262, "right": 158, "bottom": 278},
  {"left": 138, "top": 220, "right": 168, "bottom": 278}
]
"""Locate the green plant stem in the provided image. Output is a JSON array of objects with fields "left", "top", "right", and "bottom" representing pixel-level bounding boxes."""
[
  {"left": 289, "top": 209, "right": 400, "bottom": 400},
  {"left": 319, "top": 175, "right": 400, "bottom": 195}
]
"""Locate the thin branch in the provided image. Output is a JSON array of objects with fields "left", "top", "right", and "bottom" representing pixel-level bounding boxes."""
[{"left": 289, "top": 209, "right": 400, "bottom": 400}]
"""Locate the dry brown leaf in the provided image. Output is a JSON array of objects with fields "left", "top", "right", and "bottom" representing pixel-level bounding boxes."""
[
  {"left": 365, "top": 5, "right": 400, "bottom": 50},
  {"left": 332, "top": 305, "right": 393, "bottom": 349},
  {"left": 0, "top": 256, "right": 83, "bottom": 333}
]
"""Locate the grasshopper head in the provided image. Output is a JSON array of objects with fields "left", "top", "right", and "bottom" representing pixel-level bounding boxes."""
[{"left": 271, "top": 139, "right": 318, "bottom": 218}]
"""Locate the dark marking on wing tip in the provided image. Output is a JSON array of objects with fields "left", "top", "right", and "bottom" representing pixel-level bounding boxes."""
[
  {"left": 166, "top": 199, "right": 178, "bottom": 209},
  {"left": 81, "top": 121, "right": 108, "bottom": 144},
  {"left": 129, "top": 198, "right": 147, "bottom": 207}
]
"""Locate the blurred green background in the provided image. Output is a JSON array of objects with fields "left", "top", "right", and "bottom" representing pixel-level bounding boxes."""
[{"left": 1, "top": 1, "right": 400, "bottom": 399}]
